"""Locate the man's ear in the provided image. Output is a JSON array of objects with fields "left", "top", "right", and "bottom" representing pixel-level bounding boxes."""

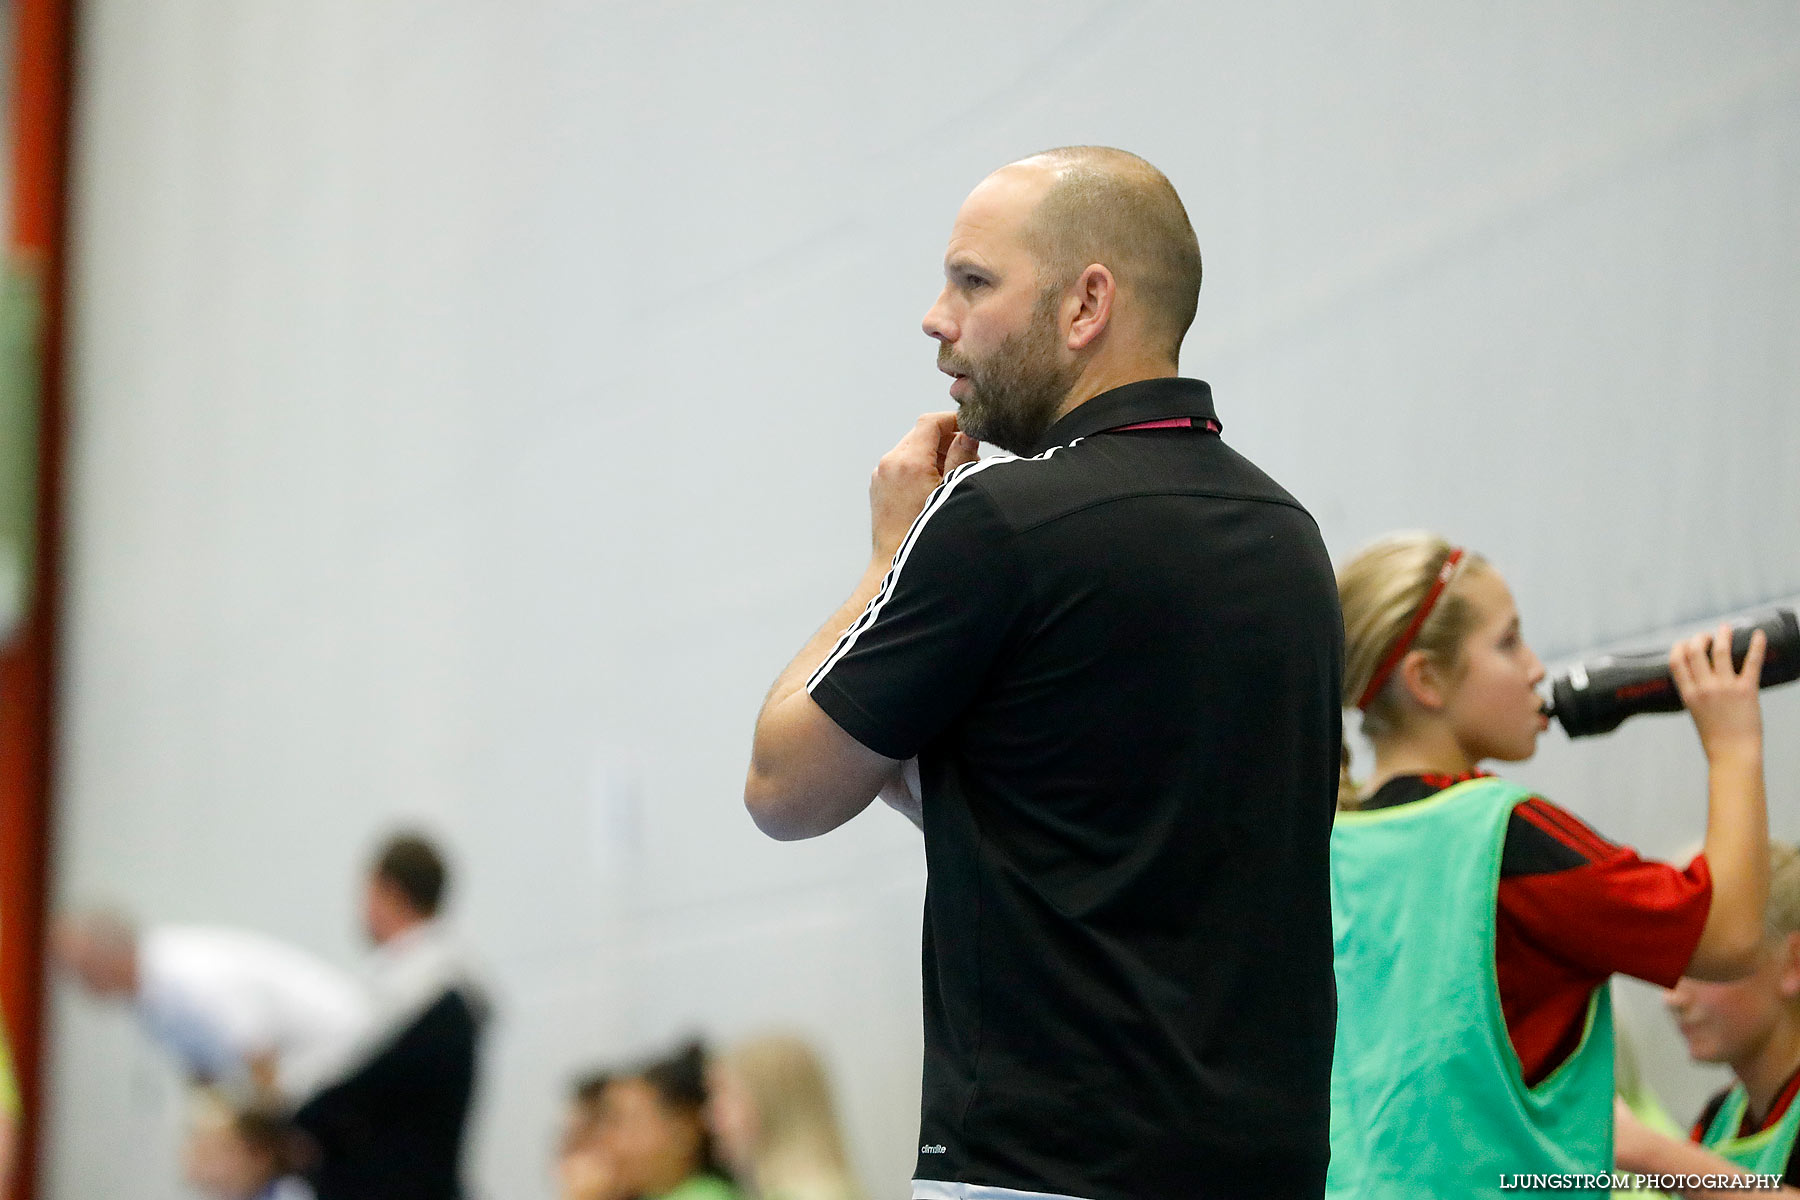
[
  {"left": 1065, "top": 264, "right": 1114, "bottom": 351},
  {"left": 1396, "top": 649, "right": 1448, "bottom": 711}
]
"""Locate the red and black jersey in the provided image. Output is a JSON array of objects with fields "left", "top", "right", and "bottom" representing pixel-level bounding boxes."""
[
  {"left": 1361, "top": 771, "right": 1712, "bottom": 1085},
  {"left": 1691, "top": 1065, "right": 1800, "bottom": 1184}
]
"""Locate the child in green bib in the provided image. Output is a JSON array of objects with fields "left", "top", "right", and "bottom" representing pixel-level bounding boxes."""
[
  {"left": 1330, "top": 532, "right": 1771, "bottom": 1199},
  {"left": 1615, "top": 842, "right": 1800, "bottom": 1194}
]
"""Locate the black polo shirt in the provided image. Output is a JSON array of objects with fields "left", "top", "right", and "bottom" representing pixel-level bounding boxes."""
[{"left": 807, "top": 378, "right": 1342, "bottom": 1200}]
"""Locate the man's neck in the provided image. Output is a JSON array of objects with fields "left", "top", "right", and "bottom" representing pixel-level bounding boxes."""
[
  {"left": 1052, "top": 357, "right": 1180, "bottom": 424},
  {"left": 1734, "top": 1012, "right": 1800, "bottom": 1124},
  {"left": 376, "top": 914, "right": 431, "bottom": 949}
]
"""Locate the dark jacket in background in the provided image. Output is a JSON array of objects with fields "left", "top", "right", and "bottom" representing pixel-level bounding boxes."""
[{"left": 292, "top": 987, "right": 482, "bottom": 1200}]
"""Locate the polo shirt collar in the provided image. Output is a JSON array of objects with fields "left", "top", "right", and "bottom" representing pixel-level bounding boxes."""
[{"left": 1027, "top": 377, "right": 1219, "bottom": 455}]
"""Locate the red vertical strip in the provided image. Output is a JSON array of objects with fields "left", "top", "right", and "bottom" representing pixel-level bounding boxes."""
[{"left": 1, "top": 0, "right": 73, "bottom": 1196}]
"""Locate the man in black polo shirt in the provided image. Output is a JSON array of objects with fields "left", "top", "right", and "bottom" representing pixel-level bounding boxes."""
[{"left": 745, "top": 146, "right": 1341, "bottom": 1200}]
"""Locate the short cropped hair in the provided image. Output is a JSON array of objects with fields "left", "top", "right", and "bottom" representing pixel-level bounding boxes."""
[
  {"left": 572, "top": 1071, "right": 611, "bottom": 1108},
  {"left": 1019, "top": 146, "right": 1203, "bottom": 363},
  {"left": 373, "top": 831, "right": 449, "bottom": 918}
]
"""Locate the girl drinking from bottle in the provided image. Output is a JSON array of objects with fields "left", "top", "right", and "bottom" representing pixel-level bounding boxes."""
[{"left": 1328, "top": 531, "right": 1770, "bottom": 1198}]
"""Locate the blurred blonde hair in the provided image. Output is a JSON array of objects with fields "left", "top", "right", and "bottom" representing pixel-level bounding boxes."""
[
  {"left": 1767, "top": 841, "right": 1800, "bottom": 942},
  {"left": 1336, "top": 532, "right": 1491, "bottom": 810},
  {"left": 721, "top": 1035, "right": 865, "bottom": 1200}
]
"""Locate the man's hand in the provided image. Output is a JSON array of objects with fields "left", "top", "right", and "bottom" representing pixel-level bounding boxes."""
[
  {"left": 745, "top": 415, "right": 978, "bottom": 841},
  {"left": 870, "top": 413, "right": 980, "bottom": 562},
  {"left": 247, "top": 1050, "right": 281, "bottom": 1099}
]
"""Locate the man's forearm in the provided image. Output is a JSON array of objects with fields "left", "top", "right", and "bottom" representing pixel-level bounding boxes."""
[
  {"left": 744, "top": 412, "right": 975, "bottom": 839},
  {"left": 758, "top": 556, "right": 888, "bottom": 718},
  {"left": 744, "top": 556, "right": 900, "bottom": 840}
]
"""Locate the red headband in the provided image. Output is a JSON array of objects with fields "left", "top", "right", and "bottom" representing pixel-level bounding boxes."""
[{"left": 1356, "top": 547, "right": 1466, "bottom": 710}]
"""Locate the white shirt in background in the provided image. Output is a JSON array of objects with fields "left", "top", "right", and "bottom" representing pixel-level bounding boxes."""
[{"left": 135, "top": 926, "right": 369, "bottom": 1101}]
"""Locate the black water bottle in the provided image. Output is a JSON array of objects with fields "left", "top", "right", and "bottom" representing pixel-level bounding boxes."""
[{"left": 1545, "top": 608, "right": 1800, "bottom": 739}]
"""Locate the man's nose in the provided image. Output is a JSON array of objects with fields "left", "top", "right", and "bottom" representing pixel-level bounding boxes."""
[{"left": 922, "top": 291, "right": 956, "bottom": 342}]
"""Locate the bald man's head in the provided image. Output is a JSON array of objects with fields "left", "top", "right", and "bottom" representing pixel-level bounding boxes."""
[
  {"left": 53, "top": 909, "right": 140, "bottom": 996},
  {"left": 1008, "top": 147, "right": 1202, "bottom": 363},
  {"left": 921, "top": 148, "right": 1201, "bottom": 451}
]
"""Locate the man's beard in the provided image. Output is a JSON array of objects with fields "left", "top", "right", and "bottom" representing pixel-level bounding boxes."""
[{"left": 940, "top": 288, "right": 1080, "bottom": 455}]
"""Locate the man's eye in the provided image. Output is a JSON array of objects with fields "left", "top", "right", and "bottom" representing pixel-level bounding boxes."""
[{"left": 963, "top": 274, "right": 987, "bottom": 289}]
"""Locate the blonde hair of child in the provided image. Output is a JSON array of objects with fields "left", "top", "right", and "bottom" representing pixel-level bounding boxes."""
[
  {"left": 1767, "top": 841, "right": 1800, "bottom": 943},
  {"left": 1335, "top": 531, "right": 1492, "bottom": 809},
  {"left": 721, "top": 1034, "right": 866, "bottom": 1200}
]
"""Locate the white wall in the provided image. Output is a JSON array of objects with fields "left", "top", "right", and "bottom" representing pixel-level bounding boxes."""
[{"left": 44, "top": 3, "right": 1800, "bottom": 1197}]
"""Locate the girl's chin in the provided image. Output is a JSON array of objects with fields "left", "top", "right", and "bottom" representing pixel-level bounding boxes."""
[
  {"left": 1479, "top": 738, "right": 1538, "bottom": 765},
  {"left": 1683, "top": 1040, "right": 1727, "bottom": 1066}
]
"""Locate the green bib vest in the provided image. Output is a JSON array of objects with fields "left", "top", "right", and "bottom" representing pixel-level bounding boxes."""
[
  {"left": 1699, "top": 1081, "right": 1800, "bottom": 1178},
  {"left": 1328, "top": 777, "right": 1616, "bottom": 1198},
  {"left": 652, "top": 1176, "right": 743, "bottom": 1200}
]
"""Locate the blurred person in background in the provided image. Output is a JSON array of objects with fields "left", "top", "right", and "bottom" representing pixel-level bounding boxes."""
[
  {"left": 1330, "top": 532, "right": 1770, "bottom": 1197},
  {"left": 707, "top": 1034, "right": 866, "bottom": 1200},
  {"left": 51, "top": 908, "right": 368, "bottom": 1099},
  {"left": 592, "top": 1041, "right": 739, "bottom": 1200},
  {"left": 183, "top": 1087, "right": 311, "bottom": 1200},
  {"left": 1615, "top": 842, "right": 1800, "bottom": 1194},
  {"left": 290, "top": 830, "right": 487, "bottom": 1200},
  {"left": 558, "top": 1071, "right": 630, "bottom": 1200}
]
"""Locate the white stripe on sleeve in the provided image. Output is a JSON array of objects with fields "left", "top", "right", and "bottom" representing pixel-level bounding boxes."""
[{"left": 805, "top": 449, "right": 1050, "bottom": 694}]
